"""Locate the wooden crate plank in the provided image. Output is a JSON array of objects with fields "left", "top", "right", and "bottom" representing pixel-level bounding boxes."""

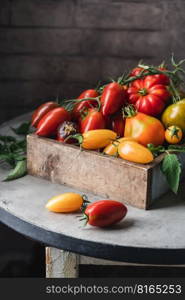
[{"left": 27, "top": 134, "right": 154, "bottom": 209}]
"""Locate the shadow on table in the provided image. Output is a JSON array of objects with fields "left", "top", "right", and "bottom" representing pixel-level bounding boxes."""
[{"left": 150, "top": 184, "right": 185, "bottom": 210}]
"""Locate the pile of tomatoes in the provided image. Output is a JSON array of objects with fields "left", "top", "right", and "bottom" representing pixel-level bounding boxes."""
[{"left": 31, "top": 61, "right": 185, "bottom": 165}]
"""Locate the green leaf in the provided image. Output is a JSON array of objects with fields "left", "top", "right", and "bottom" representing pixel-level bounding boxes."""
[
  {"left": 147, "top": 144, "right": 165, "bottom": 156},
  {"left": 3, "top": 160, "right": 27, "bottom": 182},
  {"left": 0, "top": 135, "right": 17, "bottom": 143},
  {"left": 161, "top": 154, "right": 181, "bottom": 194},
  {"left": 11, "top": 122, "right": 31, "bottom": 135}
]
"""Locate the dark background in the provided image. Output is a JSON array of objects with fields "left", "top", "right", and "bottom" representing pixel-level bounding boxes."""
[
  {"left": 0, "top": 0, "right": 185, "bottom": 277},
  {"left": 0, "top": 0, "right": 184, "bottom": 123}
]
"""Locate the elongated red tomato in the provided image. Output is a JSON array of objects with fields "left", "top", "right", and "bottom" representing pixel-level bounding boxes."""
[
  {"left": 72, "top": 89, "right": 99, "bottom": 120},
  {"left": 36, "top": 107, "right": 71, "bottom": 137},
  {"left": 127, "top": 76, "right": 170, "bottom": 116},
  {"left": 84, "top": 200, "right": 127, "bottom": 227},
  {"left": 100, "top": 82, "right": 126, "bottom": 116},
  {"left": 31, "top": 101, "right": 59, "bottom": 127},
  {"left": 79, "top": 108, "right": 105, "bottom": 133},
  {"left": 111, "top": 113, "right": 125, "bottom": 137}
]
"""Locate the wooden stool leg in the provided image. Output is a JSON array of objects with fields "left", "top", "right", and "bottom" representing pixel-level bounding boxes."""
[{"left": 45, "top": 247, "right": 80, "bottom": 278}]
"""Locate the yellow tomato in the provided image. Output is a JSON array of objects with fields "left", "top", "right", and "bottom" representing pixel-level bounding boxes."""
[
  {"left": 46, "top": 193, "right": 83, "bottom": 213},
  {"left": 165, "top": 126, "right": 183, "bottom": 144},
  {"left": 82, "top": 129, "right": 117, "bottom": 149},
  {"left": 118, "top": 141, "right": 154, "bottom": 164},
  {"left": 103, "top": 137, "right": 135, "bottom": 156}
]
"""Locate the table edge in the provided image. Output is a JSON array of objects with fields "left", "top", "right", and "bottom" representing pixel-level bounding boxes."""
[{"left": 0, "top": 207, "right": 185, "bottom": 265}]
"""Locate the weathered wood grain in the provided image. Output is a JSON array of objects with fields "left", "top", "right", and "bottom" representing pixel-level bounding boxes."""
[
  {"left": 46, "top": 247, "right": 79, "bottom": 278},
  {"left": 27, "top": 134, "right": 160, "bottom": 209}
]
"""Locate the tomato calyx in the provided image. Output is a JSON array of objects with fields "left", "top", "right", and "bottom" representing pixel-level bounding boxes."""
[
  {"left": 168, "top": 126, "right": 181, "bottom": 139},
  {"left": 64, "top": 133, "right": 83, "bottom": 145},
  {"left": 123, "top": 104, "right": 137, "bottom": 118},
  {"left": 138, "top": 88, "right": 148, "bottom": 96},
  {"left": 78, "top": 213, "right": 89, "bottom": 226}
]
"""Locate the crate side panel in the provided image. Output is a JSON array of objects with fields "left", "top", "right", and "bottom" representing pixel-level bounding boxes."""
[
  {"left": 27, "top": 135, "right": 148, "bottom": 209},
  {"left": 151, "top": 153, "right": 185, "bottom": 203}
]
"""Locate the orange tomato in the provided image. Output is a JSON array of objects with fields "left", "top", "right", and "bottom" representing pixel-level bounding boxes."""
[
  {"left": 103, "top": 137, "right": 135, "bottom": 156},
  {"left": 165, "top": 126, "right": 183, "bottom": 144},
  {"left": 46, "top": 193, "right": 83, "bottom": 213},
  {"left": 118, "top": 141, "right": 154, "bottom": 164},
  {"left": 124, "top": 112, "right": 165, "bottom": 146}
]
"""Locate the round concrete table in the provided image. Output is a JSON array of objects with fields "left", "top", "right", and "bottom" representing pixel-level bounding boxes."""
[{"left": 0, "top": 114, "right": 185, "bottom": 277}]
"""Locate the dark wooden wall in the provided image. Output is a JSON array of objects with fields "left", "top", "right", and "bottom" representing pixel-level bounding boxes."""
[{"left": 0, "top": 0, "right": 184, "bottom": 122}]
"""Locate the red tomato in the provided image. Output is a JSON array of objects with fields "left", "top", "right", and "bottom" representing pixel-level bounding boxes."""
[
  {"left": 84, "top": 200, "right": 127, "bottom": 227},
  {"left": 31, "top": 101, "right": 59, "bottom": 128},
  {"left": 130, "top": 67, "right": 169, "bottom": 85},
  {"left": 79, "top": 108, "right": 105, "bottom": 133},
  {"left": 72, "top": 89, "right": 99, "bottom": 120},
  {"left": 36, "top": 107, "right": 71, "bottom": 137},
  {"left": 111, "top": 113, "right": 125, "bottom": 137},
  {"left": 100, "top": 82, "right": 126, "bottom": 116},
  {"left": 127, "top": 77, "right": 170, "bottom": 116}
]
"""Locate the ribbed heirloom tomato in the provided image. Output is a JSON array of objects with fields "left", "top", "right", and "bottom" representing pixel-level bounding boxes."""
[
  {"left": 127, "top": 76, "right": 170, "bottom": 116},
  {"left": 130, "top": 67, "right": 170, "bottom": 86}
]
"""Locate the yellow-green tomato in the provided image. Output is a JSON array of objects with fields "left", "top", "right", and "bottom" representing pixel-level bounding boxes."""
[
  {"left": 46, "top": 193, "right": 83, "bottom": 213},
  {"left": 162, "top": 99, "right": 185, "bottom": 132}
]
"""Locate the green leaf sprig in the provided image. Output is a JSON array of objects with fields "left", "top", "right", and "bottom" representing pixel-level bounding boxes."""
[
  {"left": 147, "top": 144, "right": 185, "bottom": 194},
  {"left": 0, "top": 122, "right": 32, "bottom": 181}
]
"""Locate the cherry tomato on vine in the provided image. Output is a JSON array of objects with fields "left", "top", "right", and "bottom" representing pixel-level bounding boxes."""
[
  {"left": 100, "top": 82, "right": 126, "bottom": 116},
  {"left": 165, "top": 126, "right": 183, "bottom": 144},
  {"left": 79, "top": 108, "right": 105, "bottom": 133},
  {"left": 81, "top": 200, "right": 127, "bottom": 227},
  {"left": 31, "top": 101, "right": 59, "bottom": 128},
  {"left": 72, "top": 89, "right": 99, "bottom": 120},
  {"left": 36, "top": 107, "right": 71, "bottom": 137}
]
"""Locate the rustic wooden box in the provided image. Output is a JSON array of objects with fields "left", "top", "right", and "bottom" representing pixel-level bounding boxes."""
[{"left": 27, "top": 134, "right": 185, "bottom": 209}]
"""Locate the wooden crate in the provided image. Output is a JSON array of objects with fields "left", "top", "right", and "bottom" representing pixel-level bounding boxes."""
[{"left": 27, "top": 134, "right": 185, "bottom": 209}]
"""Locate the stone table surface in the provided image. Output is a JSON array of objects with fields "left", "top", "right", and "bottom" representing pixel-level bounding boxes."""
[{"left": 0, "top": 113, "right": 185, "bottom": 265}]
